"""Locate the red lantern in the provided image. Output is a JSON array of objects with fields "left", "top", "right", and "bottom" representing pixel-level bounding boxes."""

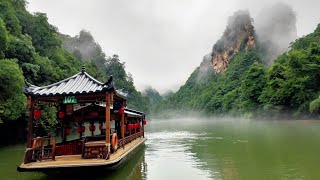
[
  {"left": 58, "top": 111, "right": 65, "bottom": 119},
  {"left": 34, "top": 109, "right": 41, "bottom": 119},
  {"left": 99, "top": 124, "right": 103, "bottom": 131},
  {"left": 119, "top": 107, "right": 125, "bottom": 115},
  {"left": 65, "top": 128, "right": 70, "bottom": 135},
  {"left": 143, "top": 120, "right": 147, "bottom": 125},
  {"left": 77, "top": 127, "right": 82, "bottom": 133},
  {"left": 134, "top": 123, "right": 138, "bottom": 129},
  {"left": 128, "top": 124, "right": 133, "bottom": 130},
  {"left": 89, "top": 125, "right": 96, "bottom": 131}
]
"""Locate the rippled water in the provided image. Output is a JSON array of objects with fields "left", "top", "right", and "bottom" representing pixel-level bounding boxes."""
[{"left": 1, "top": 118, "right": 320, "bottom": 180}]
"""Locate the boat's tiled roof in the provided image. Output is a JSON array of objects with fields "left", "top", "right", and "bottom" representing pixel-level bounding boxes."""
[{"left": 24, "top": 68, "right": 126, "bottom": 98}]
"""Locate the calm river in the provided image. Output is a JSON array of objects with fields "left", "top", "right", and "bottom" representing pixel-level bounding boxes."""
[{"left": 1, "top": 118, "right": 320, "bottom": 180}]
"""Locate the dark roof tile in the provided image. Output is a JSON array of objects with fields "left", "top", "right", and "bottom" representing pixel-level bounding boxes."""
[{"left": 24, "top": 72, "right": 112, "bottom": 97}]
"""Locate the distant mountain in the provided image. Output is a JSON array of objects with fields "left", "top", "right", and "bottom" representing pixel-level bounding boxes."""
[{"left": 153, "top": 4, "right": 320, "bottom": 119}]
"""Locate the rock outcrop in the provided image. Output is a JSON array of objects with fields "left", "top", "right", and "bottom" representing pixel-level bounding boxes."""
[
  {"left": 196, "top": 3, "right": 297, "bottom": 80},
  {"left": 211, "top": 10, "right": 255, "bottom": 73}
]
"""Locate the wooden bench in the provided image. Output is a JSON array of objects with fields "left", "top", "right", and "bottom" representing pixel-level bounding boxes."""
[{"left": 83, "top": 141, "right": 107, "bottom": 159}]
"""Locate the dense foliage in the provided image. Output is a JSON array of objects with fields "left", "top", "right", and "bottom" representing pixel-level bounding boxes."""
[
  {"left": 154, "top": 24, "right": 320, "bottom": 119},
  {"left": 142, "top": 87, "right": 163, "bottom": 106},
  {"left": 36, "top": 105, "right": 58, "bottom": 136},
  {"left": 61, "top": 32, "right": 149, "bottom": 113},
  {"left": 0, "top": 59, "right": 26, "bottom": 123},
  {"left": 0, "top": 0, "right": 149, "bottom": 129},
  {"left": 105, "top": 55, "right": 149, "bottom": 112}
]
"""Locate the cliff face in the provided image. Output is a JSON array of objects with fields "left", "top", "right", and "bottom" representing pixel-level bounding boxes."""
[
  {"left": 195, "top": 5, "right": 297, "bottom": 82},
  {"left": 211, "top": 11, "right": 255, "bottom": 73}
]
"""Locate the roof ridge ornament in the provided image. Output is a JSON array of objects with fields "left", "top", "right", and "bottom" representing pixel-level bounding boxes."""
[
  {"left": 81, "top": 65, "right": 86, "bottom": 74},
  {"left": 105, "top": 75, "right": 113, "bottom": 86}
]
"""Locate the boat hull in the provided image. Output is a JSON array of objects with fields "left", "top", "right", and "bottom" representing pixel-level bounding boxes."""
[{"left": 17, "top": 138, "right": 146, "bottom": 174}]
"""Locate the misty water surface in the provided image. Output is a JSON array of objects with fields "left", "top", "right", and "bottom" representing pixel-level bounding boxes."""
[{"left": 1, "top": 118, "right": 320, "bottom": 180}]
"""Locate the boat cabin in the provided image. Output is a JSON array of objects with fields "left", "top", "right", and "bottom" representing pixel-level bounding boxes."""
[{"left": 18, "top": 66, "right": 146, "bottom": 172}]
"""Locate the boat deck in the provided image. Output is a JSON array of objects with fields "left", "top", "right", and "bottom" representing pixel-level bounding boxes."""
[{"left": 19, "top": 137, "right": 146, "bottom": 169}]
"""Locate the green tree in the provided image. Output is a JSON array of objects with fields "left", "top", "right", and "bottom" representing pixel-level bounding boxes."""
[
  {"left": 4, "top": 34, "right": 36, "bottom": 64},
  {"left": 143, "top": 87, "right": 163, "bottom": 106},
  {"left": 0, "top": 0, "right": 22, "bottom": 35},
  {"left": 37, "top": 104, "right": 58, "bottom": 136},
  {"left": 239, "top": 63, "right": 266, "bottom": 112},
  {"left": 0, "top": 17, "right": 8, "bottom": 58},
  {"left": 309, "top": 96, "right": 320, "bottom": 114},
  {"left": 20, "top": 12, "right": 61, "bottom": 56},
  {"left": 105, "top": 55, "right": 149, "bottom": 112},
  {"left": 0, "top": 59, "right": 26, "bottom": 123}
]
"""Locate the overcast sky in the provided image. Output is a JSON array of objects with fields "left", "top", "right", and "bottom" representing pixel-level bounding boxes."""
[{"left": 27, "top": 0, "right": 320, "bottom": 93}]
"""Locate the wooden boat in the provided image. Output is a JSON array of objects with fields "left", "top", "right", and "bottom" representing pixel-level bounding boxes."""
[{"left": 17, "top": 66, "right": 147, "bottom": 173}]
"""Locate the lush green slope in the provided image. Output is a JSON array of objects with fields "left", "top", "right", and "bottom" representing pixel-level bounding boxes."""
[
  {"left": 0, "top": 0, "right": 148, "bottom": 126},
  {"left": 61, "top": 32, "right": 149, "bottom": 112},
  {"left": 154, "top": 24, "right": 320, "bottom": 119}
]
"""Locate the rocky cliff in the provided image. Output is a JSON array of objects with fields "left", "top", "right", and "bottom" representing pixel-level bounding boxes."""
[
  {"left": 211, "top": 11, "right": 255, "bottom": 73},
  {"left": 198, "top": 4, "right": 297, "bottom": 76}
]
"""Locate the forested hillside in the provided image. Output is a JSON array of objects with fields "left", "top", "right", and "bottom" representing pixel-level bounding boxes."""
[
  {"left": 154, "top": 8, "right": 320, "bottom": 119},
  {"left": 60, "top": 31, "right": 149, "bottom": 112},
  {"left": 0, "top": 0, "right": 148, "bottom": 128}
]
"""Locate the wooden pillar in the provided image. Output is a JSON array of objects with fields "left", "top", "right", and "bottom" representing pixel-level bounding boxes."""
[
  {"left": 105, "top": 92, "right": 111, "bottom": 144},
  {"left": 121, "top": 106, "right": 125, "bottom": 147},
  {"left": 52, "top": 137, "right": 56, "bottom": 161},
  {"left": 27, "top": 96, "right": 34, "bottom": 148}
]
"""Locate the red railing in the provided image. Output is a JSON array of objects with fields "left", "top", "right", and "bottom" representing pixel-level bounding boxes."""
[
  {"left": 55, "top": 142, "right": 82, "bottom": 156},
  {"left": 24, "top": 137, "right": 56, "bottom": 164},
  {"left": 118, "top": 131, "right": 143, "bottom": 149}
]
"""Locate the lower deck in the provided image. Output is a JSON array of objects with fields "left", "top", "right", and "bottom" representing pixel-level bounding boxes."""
[{"left": 19, "top": 137, "right": 146, "bottom": 170}]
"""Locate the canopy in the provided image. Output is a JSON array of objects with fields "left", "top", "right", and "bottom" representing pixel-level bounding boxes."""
[{"left": 23, "top": 66, "right": 127, "bottom": 99}]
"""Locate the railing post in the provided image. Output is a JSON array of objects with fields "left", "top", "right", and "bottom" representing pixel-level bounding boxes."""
[
  {"left": 27, "top": 96, "right": 34, "bottom": 148},
  {"left": 23, "top": 149, "right": 32, "bottom": 164},
  {"left": 52, "top": 137, "right": 56, "bottom": 161}
]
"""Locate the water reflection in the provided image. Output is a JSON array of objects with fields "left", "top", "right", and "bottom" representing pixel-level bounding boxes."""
[
  {"left": 145, "top": 131, "right": 213, "bottom": 180},
  {"left": 104, "top": 145, "right": 148, "bottom": 180}
]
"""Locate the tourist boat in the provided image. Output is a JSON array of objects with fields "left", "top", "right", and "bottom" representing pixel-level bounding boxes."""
[{"left": 17, "top": 66, "right": 147, "bottom": 173}]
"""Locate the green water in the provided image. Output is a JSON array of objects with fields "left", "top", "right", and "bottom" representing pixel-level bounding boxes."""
[{"left": 1, "top": 119, "right": 320, "bottom": 180}]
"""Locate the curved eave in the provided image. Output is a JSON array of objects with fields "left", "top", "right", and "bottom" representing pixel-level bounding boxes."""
[{"left": 23, "top": 88, "right": 110, "bottom": 97}]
